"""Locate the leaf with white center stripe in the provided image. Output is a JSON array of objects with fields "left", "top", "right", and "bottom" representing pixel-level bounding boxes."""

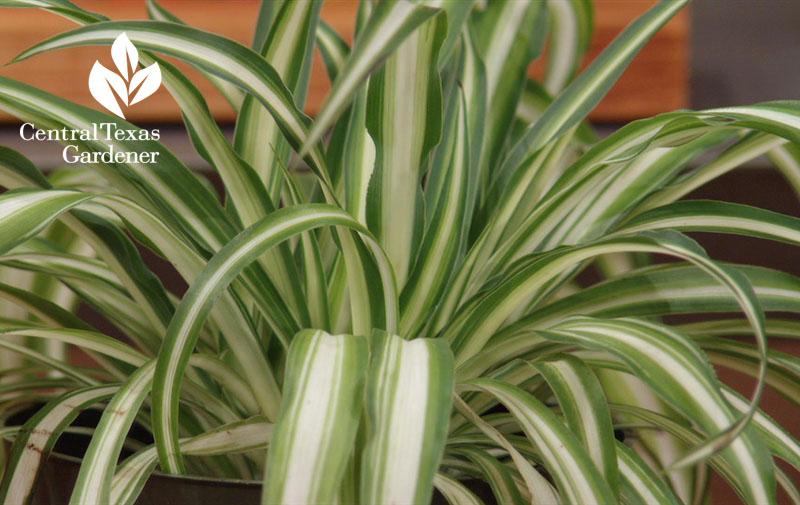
[
  {"left": 401, "top": 86, "right": 470, "bottom": 337},
  {"left": 316, "top": 20, "right": 349, "bottom": 81},
  {"left": 433, "top": 473, "right": 485, "bottom": 505},
  {"left": 454, "top": 447, "right": 525, "bottom": 505},
  {"left": 635, "top": 132, "right": 786, "bottom": 213},
  {"left": 617, "top": 200, "right": 800, "bottom": 246},
  {"left": 696, "top": 336, "right": 800, "bottom": 408},
  {"left": 111, "top": 416, "right": 272, "bottom": 505},
  {"left": 153, "top": 204, "right": 397, "bottom": 474},
  {"left": 462, "top": 378, "right": 616, "bottom": 504},
  {"left": 0, "top": 189, "right": 91, "bottom": 255},
  {"left": 528, "top": 354, "right": 619, "bottom": 497},
  {"left": 543, "top": 0, "right": 593, "bottom": 95},
  {"left": 498, "top": 0, "right": 688, "bottom": 181},
  {"left": 303, "top": 0, "right": 440, "bottom": 155},
  {"left": 768, "top": 142, "right": 800, "bottom": 201},
  {"left": 615, "top": 441, "right": 682, "bottom": 505},
  {"left": 364, "top": 9, "right": 445, "bottom": 286},
  {"left": 721, "top": 386, "right": 800, "bottom": 473},
  {"left": 146, "top": 0, "right": 244, "bottom": 109},
  {"left": 264, "top": 330, "right": 367, "bottom": 505},
  {"left": 443, "top": 230, "right": 768, "bottom": 380},
  {"left": 540, "top": 317, "right": 775, "bottom": 505},
  {"left": 452, "top": 394, "right": 560, "bottom": 504},
  {"left": 0, "top": 385, "right": 118, "bottom": 505},
  {"left": 499, "top": 263, "right": 800, "bottom": 334},
  {"left": 472, "top": 0, "right": 546, "bottom": 192},
  {"left": 69, "top": 361, "right": 155, "bottom": 505},
  {"left": 360, "top": 332, "right": 454, "bottom": 505},
  {"left": 610, "top": 402, "right": 783, "bottom": 505},
  {"left": 234, "top": 0, "right": 321, "bottom": 202}
]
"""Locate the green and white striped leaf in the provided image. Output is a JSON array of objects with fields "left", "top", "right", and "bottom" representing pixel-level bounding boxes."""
[
  {"left": 364, "top": 9, "right": 445, "bottom": 286},
  {"left": 0, "top": 385, "right": 117, "bottom": 505},
  {"left": 543, "top": 0, "right": 593, "bottom": 95},
  {"left": 360, "top": 332, "right": 455, "bottom": 505},
  {"left": 111, "top": 416, "right": 272, "bottom": 505},
  {"left": 615, "top": 441, "right": 683, "bottom": 505},
  {"left": 145, "top": 0, "right": 245, "bottom": 109},
  {"left": 0, "top": 189, "right": 91, "bottom": 256},
  {"left": 540, "top": 317, "right": 775, "bottom": 505},
  {"left": 400, "top": 87, "right": 470, "bottom": 337},
  {"left": 69, "top": 361, "right": 155, "bottom": 505},
  {"left": 452, "top": 394, "right": 560, "bottom": 504},
  {"left": 303, "top": 0, "right": 441, "bottom": 154},
  {"left": 234, "top": 0, "right": 321, "bottom": 201},
  {"left": 768, "top": 141, "right": 800, "bottom": 201},
  {"left": 153, "top": 204, "right": 397, "bottom": 474},
  {"left": 609, "top": 402, "right": 782, "bottom": 505},
  {"left": 442, "top": 231, "right": 767, "bottom": 373},
  {"left": 500, "top": 263, "right": 800, "bottom": 333},
  {"left": 498, "top": 0, "right": 688, "bottom": 179},
  {"left": 528, "top": 354, "right": 619, "bottom": 497},
  {"left": 263, "top": 330, "right": 367, "bottom": 505},
  {"left": 454, "top": 447, "right": 526, "bottom": 505},
  {"left": 472, "top": 0, "right": 546, "bottom": 191},
  {"left": 433, "top": 473, "right": 485, "bottom": 505},
  {"left": 462, "top": 378, "right": 616, "bottom": 504},
  {"left": 618, "top": 200, "right": 800, "bottom": 246}
]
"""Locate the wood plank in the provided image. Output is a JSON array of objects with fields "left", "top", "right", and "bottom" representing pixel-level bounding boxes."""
[{"left": 0, "top": 0, "right": 688, "bottom": 123}]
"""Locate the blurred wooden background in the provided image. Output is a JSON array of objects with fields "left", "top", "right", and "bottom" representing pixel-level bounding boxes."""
[{"left": 0, "top": 0, "right": 688, "bottom": 124}]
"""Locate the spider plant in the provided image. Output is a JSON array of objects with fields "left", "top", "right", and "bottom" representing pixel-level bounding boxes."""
[{"left": 1, "top": 0, "right": 800, "bottom": 503}]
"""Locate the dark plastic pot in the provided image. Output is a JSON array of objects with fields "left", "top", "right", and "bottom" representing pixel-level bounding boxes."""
[
  {"left": 2, "top": 404, "right": 261, "bottom": 505},
  {"left": 6, "top": 405, "right": 491, "bottom": 504},
  {"left": 32, "top": 451, "right": 262, "bottom": 505},
  {"left": 28, "top": 451, "right": 490, "bottom": 505}
]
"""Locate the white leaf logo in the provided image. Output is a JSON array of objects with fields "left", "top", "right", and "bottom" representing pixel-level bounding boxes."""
[{"left": 88, "top": 32, "right": 161, "bottom": 119}]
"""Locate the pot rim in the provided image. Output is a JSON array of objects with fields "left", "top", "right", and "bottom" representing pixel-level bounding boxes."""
[
  {"left": 45, "top": 450, "right": 263, "bottom": 487},
  {"left": 3, "top": 403, "right": 262, "bottom": 488}
]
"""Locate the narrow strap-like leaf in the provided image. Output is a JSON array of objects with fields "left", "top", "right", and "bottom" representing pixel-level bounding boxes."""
[
  {"left": 615, "top": 441, "right": 683, "bottom": 505},
  {"left": 360, "top": 332, "right": 455, "bottom": 505},
  {"left": 264, "top": 330, "right": 367, "bottom": 505},
  {"left": 433, "top": 473, "right": 485, "bottom": 505},
  {"left": 400, "top": 87, "right": 470, "bottom": 337},
  {"left": 543, "top": 0, "right": 593, "bottom": 95},
  {"left": 303, "top": 0, "right": 440, "bottom": 154},
  {"left": 0, "top": 385, "right": 118, "bottom": 505},
  {"left": 146, "top": 0, "right": 245, "bottom": 109},
  {"left": 528, "top": 354, "right": 620, "bottom": 497},
  {"left": 473, "top": 0, "right": 546, "bottom": 194},
  {"left": 543, "top": 317, "right": 775, "bottom": 505},
  {"left": 69, "top": 361, "right": 155, "bottom": 505},
  {"left": 453, "top": 447, "right": 526, "bottom": 505},
  {"left": 499, "top": 0, "right": 688, "bottom": 177},
  {"left": 234, "top": 0, "right": 321, "bottom": 201},
  {"left": 111, "top": 416, "right": 272, "bottom": 505},
  {"left": 0, "top": 189, "right": 91, "bottom": 255},
  {"left": 463, "top": 378, "right": 616, "bottom": 504},
  {"left": 364, "top": 8, "right": 445, "bottom": 285},
  {"left": 153, "top": 205, "right": 397, "bottom": 474}
]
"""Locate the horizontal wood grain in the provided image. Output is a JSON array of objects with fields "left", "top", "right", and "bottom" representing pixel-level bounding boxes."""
[{"left": 0, "top": 0, "right": 688, "bottom": 124}]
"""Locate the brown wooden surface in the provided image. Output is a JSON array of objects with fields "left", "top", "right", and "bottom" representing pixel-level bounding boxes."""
[{"left": 0, "top": 1, "right": 688, "bottom": 123}]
